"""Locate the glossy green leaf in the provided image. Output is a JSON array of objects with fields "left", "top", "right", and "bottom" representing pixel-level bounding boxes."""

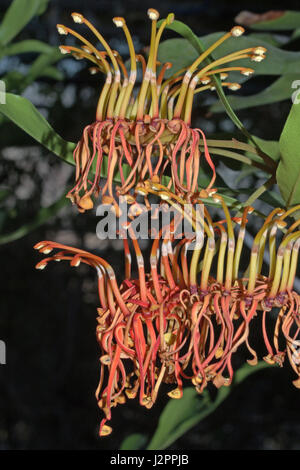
[
  {"left": 0, "top": 193, "right": 68, "bottom": 245},
  {"left": 248, "top": 32, "right": 290, "bottom": 47},
  {"left": 147, "top": 361, "right": 271, "bottom": 450},
  {"left": 247, "top": 136, "right": 280, "bottom": 162},
  {"left": 0, "top": 0, "right": 49, "bottom": 46},
  {"left": 0, "top": 93, "right": 75, "bottom": 163},
  {"left": 241, "top": 10, "right": 300, "bottom": 31},
  {"left": 277, "top": 102, "right": 300, "bottom": 208},
  {"left": 211, "top": 74, "right": 299, "bottom": 113},
  {"left": 120, "top": 433, "right": 148, "bottom": 450}
]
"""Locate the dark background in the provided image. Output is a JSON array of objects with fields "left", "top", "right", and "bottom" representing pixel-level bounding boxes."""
[{"left": 1, "top": 0, "right": 300, "bottom": 450}]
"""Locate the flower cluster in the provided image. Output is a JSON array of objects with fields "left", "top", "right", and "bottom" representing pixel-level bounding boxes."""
[
  {"left": 35, "top": 189, "right": 300, "bottom": 436},
  {"left": 57, "top": 10, "right": 266, "bottom": 212}
]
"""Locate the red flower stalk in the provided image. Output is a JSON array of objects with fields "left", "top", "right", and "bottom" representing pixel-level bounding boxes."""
[
  {"left": 57, "top": 10, "right": 266, "bottom": 212},
  {"left": 34, "top": 196, "right": 300, "bottom": 436}
]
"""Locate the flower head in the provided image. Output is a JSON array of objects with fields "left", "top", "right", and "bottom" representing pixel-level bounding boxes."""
[
  {"left": 34, "top": 195, "right": 300, "bottom": 435},
  {"left": 57, "top": 11, "right": 266, "bottom": 212}
]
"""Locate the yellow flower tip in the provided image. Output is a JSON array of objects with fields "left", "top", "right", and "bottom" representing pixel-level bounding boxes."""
[
  {"left": 220, "top": 72, "right": 228, "bottom": 80},
  {"left": 292, "top": 378, "right": 300, "bottom": 389},
  {"left": 102, "top": 195, "right": 115, "bottom": 206},
  {"left": 100, "top": 425, "right": 113, "bottom": 437},
  {"left": 100, "top": 354, "right": 111, "bottom": 365},
  {"left": 151, "top": 182, "right": 161, "bottom": 192},
  {"left": 247, "top": 357, "right": 258, "bottom": 366},
  {"left": 248, "top": 206, "right": 254, "bottom": 214},
  {"left": 166, "top": 13, "right": 175, "bottom": 24},
  {"left": 200, "top": 77, "right": 211, "bottom": 85},
  {"left": 228, "top": 83, "right": 241, "bottom": 91},
  {"left": 158, "top": 191, "right": 170, "bottom": 201},
  {"left": 199, "top": 189, "right": 209, "bottom": 198},
  {"left": 41, "top": 247, "right": 53, "bottom": 255},
  {"left": 123, "top": 194, "right": 136, "bottom": 204},
  {"left": 167, "top": 388, "right": 182, "bottom": 399},
  {"left": 56, "top": 24, "right": 68, "bottom": 35},
  {"left": 251, "top": 54, "right": 266, "bottom": 62},
  {"left": 165, "top": 62, "right": 173, "bottom": 70},
  {"left": 36, "top": 262, "right": 47, "bottom": 270},
  {"left": 231, "top": 25, "right": 245, "bottom": 37},
  {"left": 207, "top": 188, "right": 217, "bottom": 196},
  {"left": 89, "top": 67, "right": 99, "bottom": 75},
  {"left": 213, "top": 374, "right": 226, "bottom": 388},
  {"left": 141, "top": 395, "right": 152, "bottom": 406},
  {"left": 73, "top": 53, "right": 84, "bottom": 60},
  {"left": 147, "top": 8, "right": 160, "bottom": 20},
  {"left": 164, "top": 332, "right": 176, "bottom": 346},
  {"left": 135, "top": 185, "right": 148, "bottom": 196},
  {"left": 151, "top": 175, "right": 160, "bottom": 184},
  {"left": 215, "top": 347, "right": 224, "bottom": 359},
  {"left": 116, "top": 394, "right": 126, "bottom": 405},
  {"left": 275, "top": 220, "right": 287, "bottom": 229},
  {"left": 263, "top": 354, "right": 275, "bottom": 365},
  {"left": 34, "top": 242, "right": 45, "bottom": 250},
  {"left": 71, "top": 257, "right": 81, "bottom": 267},
  {"left": 212, "top": 194, "right": 222, "bottom": 203},
  {"left": 253, "top": 46, "right": 267, "bottom": 55},
  {"left": 125, "top": 389, "right": 137, "bottom": 399},
  {"left": 82, "top": 45, "right": 93, "bottom": 53},
  {"left": 59, "top": 45, "right": 70, "bottom": 55},
  {"left": 113, "top": 17, "right": 125, "bottom": 27},
  {"left": 79, "top": 194, "right": 94, "bottom": 210},
  {"left": 71, "top": 12, "right": 84, "bottom": 23},
  {"left": 241, "top": 67, "right": 254, "bottom": 76}
]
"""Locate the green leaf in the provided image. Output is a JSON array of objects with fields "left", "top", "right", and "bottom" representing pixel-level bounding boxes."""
[
  {"left": 0, "top": 0, "right": 49, "bottom": 46},
  {"left": 120, "top": 433, "right": 148, "bottom": 450},
  {"left": 277, "top": 102, "right": 300, "bottom": 208},
  {"left": 248, "top": 136, "right": 280, "bottom": 162},
  {"left": 0, "top": 193, "right": 68, "bottom": 245},
  {"left": 240, "top": 10, "right": 300, "bottom": 31},
  {"left": 146, "top": 388, "right": 211, "bottom": 450},
  {"left": 0, "top": 93, "right": 75, "bottom": 163},
  {"left": 210, "top": 74, "right": 299, "bottom": 112},
  {"left": 248, "top": 32, "right": 290, "bottom": 47},
  {"left": 147, "top": 361, "right": 271, "bottom": 450},
  {"left": 1, "top": 39, "right": 54, "bottom": 57}
]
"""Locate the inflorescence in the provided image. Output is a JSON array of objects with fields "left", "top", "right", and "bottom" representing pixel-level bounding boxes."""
[
  {"left": 57, "top": 10, "right": 266, "bottom": 213},
  {"left": 35, "top": 190, "right": 300, "bottom": 436}
]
